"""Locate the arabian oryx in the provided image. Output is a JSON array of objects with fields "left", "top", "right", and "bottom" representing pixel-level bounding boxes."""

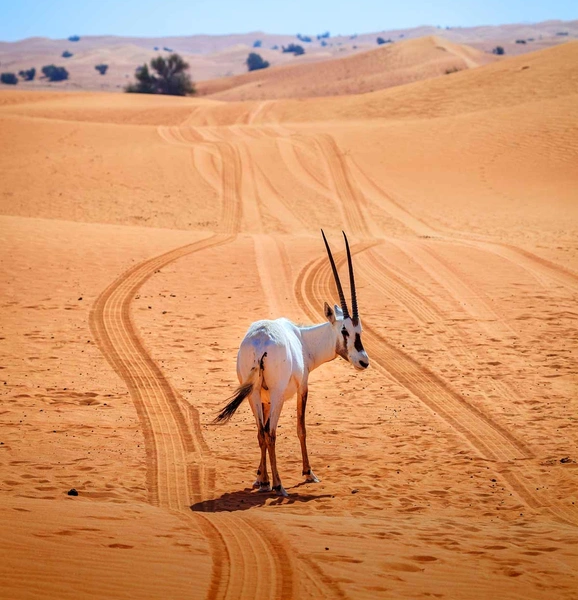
[{"left": 214, "top": 231, "right": 369, "bottom": 496}]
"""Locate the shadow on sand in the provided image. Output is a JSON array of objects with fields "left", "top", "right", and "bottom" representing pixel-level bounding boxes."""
[{"left": 191, "top": 482, "right": 333, "bottom": 512}]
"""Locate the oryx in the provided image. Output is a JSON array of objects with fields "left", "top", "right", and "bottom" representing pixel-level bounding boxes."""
[{"left": 214, "top": 230, "right": 369, "bottom": 496}]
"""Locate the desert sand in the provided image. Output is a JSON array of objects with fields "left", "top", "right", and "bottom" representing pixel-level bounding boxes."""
[
  {"left": 0, "top": 37, "right": 577, "bottom": 599},
  {"left": 1, "top": 20, "right": 576, "bottom": 93}
]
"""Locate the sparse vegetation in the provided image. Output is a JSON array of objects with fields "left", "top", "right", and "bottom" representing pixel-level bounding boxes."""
[
  {"left": 62, "top": 50, "right": 73, "bottom": 58},
  {"left": 492, "top": 46, "right": 505, "bottom": 55},
  {"left": 126, "top": 53, "right": 195, "bottom": 96},
  {"left": 317, "top": 31, "right": 330, "bottom": 40},
  {"left": 163, "top": 46, "right": 173, "bottom": 52},
  {"left": 253, "top": 40, "right": 262, "bottom": 48},
  {"left": 246, "top": 52, "right": 269, "bottom": 72},
  {"left": 41, "top": 65, "right": 69, "bottom": 81},
  {"left": 515, "top": 39, "right": 526, "bottom": 44},
  {"left": 68, "top": 35, "right": 80, "bottom": 42},
  {"left": 18, "top": 67, "right": 36, "bottom": 81},
  {"left": 556, "top": 32, "right": 568, "bottom": 36},
  {"left": 1, "top": 73, "right": 18, "bottom": 85},
  {"left": 282, "top": 43, "right": 305, "bottom": 55},
  {"left": 377, "top": 37, "right": 392, "bottom": 45},
  {"left": 296, "top": 34, "right": 312, "bottom": 43},
  {"left": 95, "top": 64, "right": 108, "bottom": 75},
  {"left": 445, "top": 66, "right": 460, "bottom": 74}
]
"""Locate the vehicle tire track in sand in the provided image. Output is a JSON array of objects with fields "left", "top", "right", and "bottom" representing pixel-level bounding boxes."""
[
  {"left": 89, "top": 235, "right": 302, "bottom": 599},
  {"left": 295, "top": 245, "right": 578, "bottom": 528}
]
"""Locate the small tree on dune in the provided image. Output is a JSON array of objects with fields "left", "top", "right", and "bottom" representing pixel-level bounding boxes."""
[
  {"left": 492, "top": 46, "right": 505, "bottom": 55},
  {"left": 246, "top": 52, "right": 270, "bottom": 72},
  {"left": 95, "top": 64, "right": 108, "bottom": 75},
  {"left": 19, "top": 67, "right": 36, "bottom": 81},
  {"left": 126, "top": 53, "right": 195, "bottom": 96},
  {"left": 1, "top": 73, "right": 18, "bottom": 85}
]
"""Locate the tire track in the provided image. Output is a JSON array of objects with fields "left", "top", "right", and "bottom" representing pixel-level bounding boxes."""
[
  {"left": 89, "top": 235, "right": 303, "bottom": 599},
  {"left": 295, "top": 244, "right": 578, "bottom": 528}
]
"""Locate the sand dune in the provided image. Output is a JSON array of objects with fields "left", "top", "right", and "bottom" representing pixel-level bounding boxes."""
[
  {"left": 0, "top": 39, "right": 577, "bottom": 599},
  {"left": 196, "top": 36, "right": 497, "bottom": 100}
]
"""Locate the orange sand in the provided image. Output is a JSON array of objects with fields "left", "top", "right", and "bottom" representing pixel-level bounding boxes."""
[{"left": 0, "top": 37, "right": 577, "bottom": 599}]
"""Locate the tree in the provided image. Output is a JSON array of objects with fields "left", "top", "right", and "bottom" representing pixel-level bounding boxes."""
[
  {"left": 1, "top": 73, "right": 18, "bottom": 85},
  {"left": 377, "top": 37, "right": 392, "bottom": 45},
  {"left": 282, "top": 43, "right": 305, "bottom": 55},
  {"left": 253, "top": 40, "right": 262, "bottom": 48},
  {"left": 246, "top": 53, "right": 270, "bottom": 71},
  {"left": 126, "top": 53, "right": 195, "bottom": 96},
  {"left": 62, "top": 50, "right": 73, "bottom": 58},
  {"left": 95, "top": 64, "right": 108, "bottom": 75},
  {"left": 41, "top": 65, "right": 69, "bottom": 81},
  {"left": 492, "top": 46, "right": 505, "bottom": 55},
  {"left": 68, "top": 35, "right": 80, "bottom": 42},
  {"left": 18, "top": 68, "right": 36, "bottom": 81}
]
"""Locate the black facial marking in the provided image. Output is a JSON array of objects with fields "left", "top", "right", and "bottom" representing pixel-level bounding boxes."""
[
  {"left": 354, "top": 333, "right": 364, "bottom": 352},
  {"left": 341, "top": 327, "right": 349, "bottom": 338}
]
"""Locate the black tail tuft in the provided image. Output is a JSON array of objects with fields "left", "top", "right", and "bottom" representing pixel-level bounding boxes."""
[{"left": 213, "top": 381, "right": 253, "bottom": 424}]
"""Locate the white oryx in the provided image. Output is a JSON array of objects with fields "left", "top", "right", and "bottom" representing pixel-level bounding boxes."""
[{"left": 214, "top": 230, "right": 369, "bottom": 496}]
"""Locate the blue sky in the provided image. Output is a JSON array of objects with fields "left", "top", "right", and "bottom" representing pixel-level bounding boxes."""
[{"left": 1, "top": 0, "right": 576, "bottom": 42}]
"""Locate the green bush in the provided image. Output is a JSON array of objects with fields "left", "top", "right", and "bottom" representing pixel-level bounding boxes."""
[
  {"left": 18, "top": 68, "right": 36, "bottom": 81},
  {"left": 95, "top": 64, "right": 108, "bottom": 75},
  {"left": 246, "top": 52, "right": 270, "bottom": 72},
  {"left": 62, "top": 50, "right": 73, "bottom": 58},
  {"left": 492, "top": 46, "right": 505, "bottom": 55},
  {"left": 126, "top": 53, "right": 195, "bottom": 96},
  {"left": 1, "top": 73, "right": 18, "bottom": 85},
  {"left": 282, "top": 43, "right": 305, "bottom": 55},
  {"left": 68, "top": 35, "right": 80, "bottom": 42},
  {"left": 41, "top": 65, "right": 69, "bottom": 81}
]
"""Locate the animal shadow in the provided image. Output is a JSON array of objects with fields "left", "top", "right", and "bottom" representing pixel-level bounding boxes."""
[{"left": 191, "top": 485, "right": 332, "bottom": 512}]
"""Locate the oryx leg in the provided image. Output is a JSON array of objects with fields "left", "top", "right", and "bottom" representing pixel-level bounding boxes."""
[
  {"left": 297, "top": 386, "right": 319, "bottom": 483},
  {"left": 265, "top": 392, "right": 288, "bottom": 497},
  {"left": 248, "top": 388, "right": 270, "bottom": 491}
]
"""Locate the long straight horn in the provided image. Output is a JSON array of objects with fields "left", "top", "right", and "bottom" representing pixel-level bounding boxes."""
[
  {"left": 321, "top": 229, "right": 350, "bottom": 319},
  {"left": 342, "top": 231, "right": 358, "bottom": 324}
]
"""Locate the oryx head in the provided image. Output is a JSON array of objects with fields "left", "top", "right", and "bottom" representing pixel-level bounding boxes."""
[{"left": 321, "top": 230, "right": 370, "bottom": 371}]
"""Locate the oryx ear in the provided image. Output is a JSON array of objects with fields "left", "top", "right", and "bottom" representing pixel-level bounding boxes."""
[
  {"left": 333, "top": 304, "right": 344, "bottom": 319},
  {"left": 324, "top": 302, "right": 336, "bottom": 324}
]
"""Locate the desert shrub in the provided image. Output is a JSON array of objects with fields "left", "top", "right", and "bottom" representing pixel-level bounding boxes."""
[
  {"left": 68, "top": 35, "right": 80, "bottom": 42},
  {"left": 297, "top": 34, "right": 312, "bottom": 43},
  {"left": 95, "top": 64, "right": 108, "bottom": 75},
  {"left": 492, "top": 46, "right": 505, "bottom": 55},
  {"left": 163, "top": 46, "right": 173, "bottom": 52},
  {"left": 320, "top": 40, "right": 327, "bottom": 47},
  {"left": 556, "top": 32, "right": 568, "bottom": 36},
  {"left": 62, "top": 50, "right": 73, "bottom": 58},
  {"left": 246, "top": 52, "right": 269, "bottom": 71},
  {"left": 515, "top": 39, "right": 526, "bottom": 44},
  {"left": 282, "top": 43, "right": 304, "bottom": 55},
  {"left": 126, "top": 53, "right": 195, "bottom": 96},
  {"left": 253, "top": 40, "right": 262, "bottom": 48},
  {"left": 1, "top": 73, "right": 18, "bottom": 85},
  {"left": 18, "top": 67, "right": 36, "bottom": 81},
  {"left": 445, "top": 66, "right": 460, "bottom": 74},
  {"left": 42, "top": 65, "right": 69, "bottom": 81},
  {"left": 377, "top": 37, "right": 392, "bottom": 44},
  {"left": 154, "top": 46, "right": 159, "bottom": 51},
  {"left": 271, "top": 44, "right": 278, "bottom": 50},
  {"left": 317, "top": 31, "right": 330, "bottom": 39}
]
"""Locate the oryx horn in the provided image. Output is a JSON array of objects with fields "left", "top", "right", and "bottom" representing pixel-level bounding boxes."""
[
  {"left": 342, "top": 231, "right": 358, "bottom": 325},
  {"left": 321, "top": 229, "right": 350, "bottom": 319}
]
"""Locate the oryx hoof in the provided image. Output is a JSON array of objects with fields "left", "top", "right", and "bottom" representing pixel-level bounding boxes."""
[
  {"left": 273, "top": 484, "right": 288, "bottom": 497},
  {"left": 303, "top": 469, "right": 320, "bottom": 483},
  {"left": 257, "top": 482, "right": 272, "bottom": 493}
]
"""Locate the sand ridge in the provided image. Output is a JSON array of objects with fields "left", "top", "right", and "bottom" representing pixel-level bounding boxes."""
[{"left": 1, "top": 39, "right": 577, "bottom": 599}]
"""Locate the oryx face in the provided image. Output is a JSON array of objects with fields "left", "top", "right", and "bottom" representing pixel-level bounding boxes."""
[{"left": 322, "top": 230, "right": 370, "bottom": 371}]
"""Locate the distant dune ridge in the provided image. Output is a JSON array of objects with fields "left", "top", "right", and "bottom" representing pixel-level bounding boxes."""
[
  {"left": 0, "top": 23, "right": 577, "bottom": 600},
  {"left": 196, "top": 36, "right": 498, "bottom": 100},
  {"left": 0, "top": 19, "right": 575, "bottom": 93}
]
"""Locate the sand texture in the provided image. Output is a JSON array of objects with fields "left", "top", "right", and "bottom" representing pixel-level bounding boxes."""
[{"left": 0, "top": 37, "right": 577, "bottom": 599}]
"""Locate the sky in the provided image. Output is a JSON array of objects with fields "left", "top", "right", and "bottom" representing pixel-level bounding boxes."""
[{"left": 1, "top": 0, "right": 576, "bottom": 42}]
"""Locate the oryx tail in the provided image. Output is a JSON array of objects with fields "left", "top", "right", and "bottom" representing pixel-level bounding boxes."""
[{"left": 213, "top": 352, "right": 267, "bottom": 424}]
